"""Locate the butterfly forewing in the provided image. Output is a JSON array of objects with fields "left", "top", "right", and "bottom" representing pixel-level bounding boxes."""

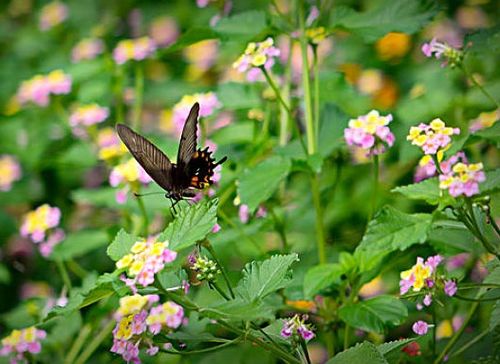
[
  {"left": 116, "top": 124, "right": 174, "bottom": 191},
  {"left": 177, "top": 102, "right": 200, "bottom": 171}
]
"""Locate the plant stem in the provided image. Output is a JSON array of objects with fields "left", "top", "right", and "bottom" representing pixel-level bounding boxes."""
[
  {"left": 460, "top": 65, "right": 499, "bottom": 108},
  {"left": 325, "top": 330, "right": 335, "bottom": 357},
  {"left": 132, "top": 62, "right": 144, "bottom": 130},
  {"left": 135, "top": 194, "right": 149, "bottom": 237},
  {"left": 56, "top": 260, "right": 72, "bottom": 291},
  {"left": 310, "top": 174, "right": 327, "bottom": 264},
  {"left": 300, "top": 338, "right": 312, "bottom": 364},
  {"left": 280, "top": 38, "right": 293, "bottom": 147},
  {"left": 162, "top": 337, "right": 241, "bottom": 355},
  {"left": 312, "top": 45, "right": 320, "bottom": 145},
  {"left": 432, "top": 305, "right": 437, "bottom": 358},
  {"left": 204, "top": 241, "right": 235, "bottom": 299},
  {"left": 368, "top": 154, "right": 379, "bottom": 222},
  {"left": 209, "top": 281, "right": 230, "bottom": 301},
  {"left": 464, "top": 202, "right": 499, "bottom": 257},
  {"left": 67, "top": 259, "right": 88, "bottom": 279},
  {"left": 74, "top": 319, "right": 115, "bottom": 364},
  {"left": 114, "top": 66, "right": 124, "bottom": 125},
  {"left": 343, "top": 324, "right": 350, "bottom": 350},
  {"left": 431, "top": 154, "right": 443, "bottom": 175},
  {"left": 449, "top": 327, "right": 489, "bottom": 358},
  {"left": 298, "top": 0, "right": 315, "bottom": 155},
  {"left": 433, "top": 300, "right": 480, "bottom": 364},
  {"left": 64, "top": 324, "right": 92, "bottom": 364}
]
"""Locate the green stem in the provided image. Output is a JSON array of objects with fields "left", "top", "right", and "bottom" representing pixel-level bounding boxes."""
[
  {"left": 464, "top": 202, "right": 499, "bottom": 257},
  {"left": 449, "top": 327, "right": 489, "bottom": 358},
  {"left": 431, "top": 154, "right": 444, "bottom": 175},
  {"left": 279, "top": 37, "right": 293, "bottom": 146},
  {"left": 136, "top": 194, "right": 149, "bottom": 237},
  {"left": 300, "top": 338, "right": 312, "bottom": 364},
  {"left": 114, "top": 66, "right": 124, "bottom": 125},
  {"left": 64, "top": 324, "right": 92, "bottom": 364},
  {"left": 312, "top": 46, "right": 320, "bottom": 146},
  {"left": 434, "top": 300, "right": 480, "bottom": 363},
  {"left": 298, "top": 0, "right": 315, "bottom": 155},
  {"left": 460, "top": 65, "right": 499, "bottom": 108},
  {"left": 204, "top": 240, "right": 235, "bottom": 299},
  {"left": 325, "top": 330, "right": 335, "bottom": 357},
  {"left": 162, "top": 337, "right": 240, "bottom": 355},
  {"left": 210, "top": 281, "right": 230, "bottom": 301},
  {"left": 432, "top": 305, "right": 437, "bottom": 358},
  {"left": 310, "top": 174, "right": 327, "bottom": 264},
  {"left": 55, "top": 260, "right": 72, "bottom": 291},
  {"left": 368, "top": 154, "right": 379, "bottom": 222},
  {"left": 132, "top": 62, "right": 144, "bottom": 130},
  {"left": 74, "top": 320, "right": 115, "bottom": 364},
  {"left": 67, "top": 259, "right": 88, "bottom": 279},
  {"left": 343, "top": 324, "right": 350, "bottom": 350},
  {"left": 269, "top": 206, "right": 289, "bottom": 252}
]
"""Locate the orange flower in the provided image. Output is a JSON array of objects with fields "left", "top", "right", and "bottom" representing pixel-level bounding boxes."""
[{"left": 375, "top": 32, "right": 411, "bottom": 61}]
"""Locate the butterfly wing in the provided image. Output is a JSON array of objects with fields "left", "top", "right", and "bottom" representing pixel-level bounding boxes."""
[
  {"left": 177, "top": 102, "right": 200, "bottom": 171},
  {"left": 116, "top": 124, "right": 174, "bottom": 191}
]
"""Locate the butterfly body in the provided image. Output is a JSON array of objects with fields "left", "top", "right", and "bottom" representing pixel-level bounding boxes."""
[{"left": 116, "top": 102, "right": 226, "bottom": 204}]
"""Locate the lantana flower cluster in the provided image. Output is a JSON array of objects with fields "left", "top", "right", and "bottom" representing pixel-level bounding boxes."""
[
  {"left": 407, "top": 118, "right": 460, "bottom": 155},
  {"left": 344, "top": 110, "right": 395, "bottom": 155},
  {"left": 111, "top": 294, "right": 184, "bottom": 363},
  {"left": 233, "top": 37, "right": 280, "bottom": 82},
  {"left": 414, "top": 151, "right": 465, "bottom": 182},
  {"left": 0, "top": 327, "right": 47, "bottom": 364},
  {"left": 280, "top": 314, "right": 315, "bottom": 342},
  {"left": 421, "top": 38, "right": 463, "bottom": 68},
  {"left": 39, "top": 1, "right": 68, "bottom": 31},
  {"left": 116, "top": 237, "right": 177, "bottom": 290},
  {"left": 109, "top": 159, "right": 152, "bottom": 204},
  {"left": 96, "top": 128, "right": 128, "bottom": 161},
  {"left": 439, "top": 161, "right": 486, "bottom": 197},
  {"left": 0, "top": 155, "right": 22, "bottom": 191},
  {"left": 171, "top": 93, "right": 220, "bottom": 136},
  {"left": 149, "top": 16, "right": 179, "bottom": 47},
  {"left": 20, "top": 204, "right": 65, "bottom": 257},
  {"left": 71, "top": 38, "right": 105, "bottom": 63},
  {"left": 16, "top": 70, "right": 72, "bottom": 107},
  {"left": 69, "top": 104, "right": 109, "bottom": 137},
  {"left": 113, "top": 37, "right": 157, "bottom": 65}
]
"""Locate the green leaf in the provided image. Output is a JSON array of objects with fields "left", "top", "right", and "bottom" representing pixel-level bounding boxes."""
[
  {"left": 160, "top": 199, "right": 218, "bottom": 251},
  {"left": 236, "top": 254, "right": 299, "bottom": 302},
  {"left": 217, "top": 82, "right": 260, "bottom": 109},
  {"left": 354, "top": 206, "right": 432, "bottom": 270},
  {"left": 490, "top": 300, "right": 500, "bottom": 331},
  {"left": 0, "top": 263, "right": 11, "bottom": 284},
  {"left": 378, "top": 338, "right": 415, "bottom": 355},
  {"left": 163, "top": 27, "right": 219, "bottom": 53},
  {"left": 201, "top": 299, "right": 273, "bottom": 322},
  {"left": 480, "top": 169, "right": 500, "bottom": 195},
  {"left": 339, "top": 295, "right": 408, "bottom": 333},
  {"left": 214, "top": 11, "right": 267, "bottom": 40},
  {"left": 49, "top": 230, "right": 108, "bottom": 261},
  {"left": 303, "top": 263, "right": 343, "bottom": 298},
  {"left": 238, "top": 156, "right": 292, "bottom": 212},
  {"left": 392, "top": 178, "right": 440, "bottom": 205},
  {"left": 465, "top": 25, "right": 500, "bottom": 54},
  {"left": 106, "top": 229, "right": 138, "bottom": 262},
  {"left": 327, "top": 341, "right": 389, "bottom": 364},
  {"left": 331, "top": 0, "right": 437, "bottom": 42},
  {"left": 474, "top": 122, "right": 500, "bottom": 147},
  {"left": 428, "top": 217, "right": 477, "bottom": 254}
]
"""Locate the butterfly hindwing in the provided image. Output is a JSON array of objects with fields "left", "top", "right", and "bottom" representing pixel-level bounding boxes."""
[
  {"left": 177, "top": 102, "right": 200, "bottom": 172},
  {"left": 116, "top": 124, "right": 174, "bottom": 191}
]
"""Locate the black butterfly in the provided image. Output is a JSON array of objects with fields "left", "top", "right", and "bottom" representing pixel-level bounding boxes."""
[{"left": 116, "top": 102, "right": 227, "bottom": 209}]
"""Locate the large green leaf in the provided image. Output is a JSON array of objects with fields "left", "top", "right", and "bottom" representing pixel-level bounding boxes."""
[
  {"left": 214, "top": 11, "right": 268, "bottom": 40},
  {"left": 480, "top": 169, "right": 500, "bottom": 195},
  {"left": 354, "top": 206, "right": 432, "bottom": 270},
  {"left": 238, "top": 156, "right": 291, "bottom": 212},
  {"left": 236, "top": 254, "right": 299, "bottom": 302},
  {"left": 428, "top": 217, "right": 477, "bottom": 254},
  {"left": 465, "top": 25, "right": 500, "bottom": 54},
  {"left": 106, "top": 229, "right": 138, "bottom": 262},
  {"left": 160, "top": 199, "right": 218, "bottom": 251},
  {"left": 327, "top": 341, "right": 388, "bottom": 364},
  {"left": 339, "top": 296, "right": 408, "bottom": 333},
  {"left": 392, "top": 177, "right": 440, "bottom": 205},
  {"left": 331, "top": 0, "right": 437, "bottom": 42},
  {"left": 303, "top": 263, "right": 343, "bottom": 298},
  {"left": 162, "top": 27, "right": 219, "bottom": 54},
  {"left": 201, "top": 299, "right": 273, "bottom": 322},
  {"left": 490, "top": 300, "right": 500, "bottom": 331},
  {"left": 50, "top": 230, "right": 108, "bottom": 261}
]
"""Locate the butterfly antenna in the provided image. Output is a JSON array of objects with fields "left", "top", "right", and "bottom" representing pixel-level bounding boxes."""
[
  {"left": 134, "top": 192, "right": 165, "bottom": 198},
  {"left": 215, "top": 156, "right": 228, "bottom": 166}
]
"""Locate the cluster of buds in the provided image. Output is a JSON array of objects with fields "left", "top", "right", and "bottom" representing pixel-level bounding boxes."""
[
  {"left": 109, "top": 159, "right": 152, "bottom": 204},
  {"left": 96, "top": 127, "right": 128, "bottom": 161},
  {"left": 439, "top": 161, "right": 486, "bottom": 197},
  {"left": 113, "top": 37, "right": 157, "bottom": 65},
  {"left": 344, "top": 110, "right": 395, "bottom": 156},
  {"left": 280, "top": 314, "right": 315, "bottom": 342},
  {"left": 20, "top": 204, "right": 65, "bottom": 257},
  {"left": 39, "top": 1, "right": 68, "bottom": 31},
  {"left": 171, "top": 93, "right": 220, "bottom": 136},
  {"left": 111, "top": 294, "right": 184, "bottom": 363},
  {"left": 190, "top": 255, "right": 220, "bottom": 282},
  {"left": 233, "top": 37, "right": 280, "bottom": 82},
  {"left": 305, "top": 27, "right": 328, "bottom": 45},
  {"left": 69, "top": 103, "right": 109, "bottom": 137},
  {"left": 16, "top": 70, "right": 72, "bottom": 107},
  {"left": 0, "top": 327, "right": 47, "bottom": 363},
  {"left": 421, "top": 38, "right": 464, "bottom": 68},
  {"left": 407, "top": 118, "right": 460, "bottom": 155},
  {"left": 0, "top": 155, "right": 22, "bottom": 192},
  {"left": 116, "top": 237, "right": 177, "bottom": 290},
  {"left": 71, "top": 38, "right": 105, "bottom": 63}
]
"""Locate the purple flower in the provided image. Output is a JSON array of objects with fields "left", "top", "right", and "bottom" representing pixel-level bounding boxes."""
[
  {"left": 412, "top": 320, "right": 429, "bottom": 335},
  {"left": 423, "top": 294, "right": 432, "bottom": 306},
  {"left": 444, "top": 280, "right": 457, "bottom": 297}
]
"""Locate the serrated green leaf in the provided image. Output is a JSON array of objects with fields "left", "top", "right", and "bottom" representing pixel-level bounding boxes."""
[
  {"left": 214, "top": 10, "right": 267, "bottom": 40},
  {"left": 107, "top": 229, "right": 138, "bottom": 262},
  {"left": 339, "top": 296, "right": 408, "bottom": 334},
  {"left": 160, "top": 199, "right": 218, "bottom": 251},
  {"left": 330, "top": 0, "right": 437, "bottom": 42},
  {"left": 238, "top": 156, "right": 291, "bottom": 213},
  {"left": 327, "top": 341, "right": 389, "bottom": 364},
  {"left": 378, "top": 338, "right": 415, "bottom": 355},
  {"left": 201, "top": 299, "right": 273, "bottom": 322},
  {"left": 303, "top": 263, "right": 343, "bottom": 298},
  {"left": 236, "top": 254, "right": 299, "bottom": 302},
  {"left": 392, "top": 177, "right": 440, "bottom": 205},
  {"left": 354, "top": 206, "right": 432, "bottom": 270},
  {"left": 49, "top": 230, "right": 108, "bottom": 261}
]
